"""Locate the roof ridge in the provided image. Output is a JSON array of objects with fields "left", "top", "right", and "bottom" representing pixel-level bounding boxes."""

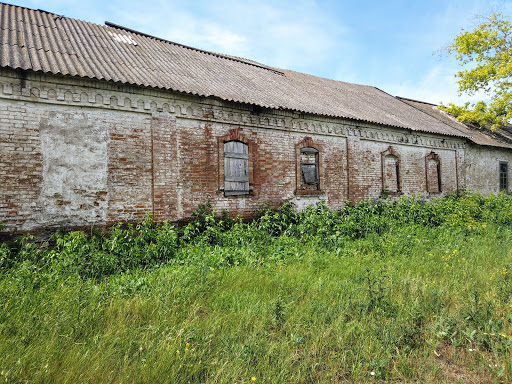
[
  {"left": 396, "top": 95, "right": 437, "bottom": 106},
  {"left": 0, "top": 2, "right": 59, "bottom": 16},
  {"left": 104, "top": 21, "right": 285, "bottom": 75}
]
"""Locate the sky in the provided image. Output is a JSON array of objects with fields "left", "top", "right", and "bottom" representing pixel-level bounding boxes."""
[{"left": 4, "top": 0, "right": 512, "bottom": 105}]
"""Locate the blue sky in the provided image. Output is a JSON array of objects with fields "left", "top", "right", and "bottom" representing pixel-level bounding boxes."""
[{"left": 5, "top": 0, "right": 512, "bottom": 104}]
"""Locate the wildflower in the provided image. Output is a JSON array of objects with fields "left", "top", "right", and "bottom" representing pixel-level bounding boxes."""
[
  {"left": 251, "top": 377, "right": 257, "bottom": 382},
  {"left": 468, "top": 348, "right": 473, "bottom": 352},
  {"left": 186, "top": 343, "right": 190, "bottom": 347},
  {"left": 370, "top": 371, "right": 375, "bottom": 376},
  {"left": 185, "top": 348, "right": 189, "bottom": 353},
  {"left": 176, "top": 350, "right": 180, "bottom": 355}
]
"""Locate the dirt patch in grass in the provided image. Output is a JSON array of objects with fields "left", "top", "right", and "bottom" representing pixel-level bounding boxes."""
[{"left": 435, "top": 345, "right": 495, "bottom": 383}]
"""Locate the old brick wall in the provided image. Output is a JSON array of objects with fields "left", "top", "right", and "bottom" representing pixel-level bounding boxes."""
[
  {"left": 0, "top": 68, "right": 499, "bottom": 235},
  {"left": 0, "top": 98, "right": 43, "bottom": 232},
  {"left": 0, "top": 70, "right": 155, "bottom": 233},
  {"left": 346, "top": 134, "right": 462, "bottom": 201},
  {"left": 464, "top": 145, "right": 512, "bottom": 194},
  {"left": 168, "top": 118, "right": 350, "bottom": 218}
]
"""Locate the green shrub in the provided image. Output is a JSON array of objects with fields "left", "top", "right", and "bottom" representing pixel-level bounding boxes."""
[{"left": 1, "top": 192, "right": 512, "bottom": 277}]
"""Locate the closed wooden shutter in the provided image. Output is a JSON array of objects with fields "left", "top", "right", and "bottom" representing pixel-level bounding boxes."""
[{"left": 224, "top": 141, "right": 249, "bottom": 195}]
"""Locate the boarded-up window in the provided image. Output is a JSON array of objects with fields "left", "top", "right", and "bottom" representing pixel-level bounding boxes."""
[
  {"left": 500, "top": 161, "right": 509, "bottom": 192},
  {"left": 300, "top": 147, "right": 319, "bottom": 187},
  {"left": 383, "top": 154, "right": 400, "bottom": 193},
  {"left": 427, "top": 158, "right": 441, "bottom": 193},
  {"left": 224, "top": 140, "right": 249, "bottom": 196}
]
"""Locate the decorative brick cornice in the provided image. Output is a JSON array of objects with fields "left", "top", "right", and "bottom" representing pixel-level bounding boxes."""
[{"left": 0, "top": 71, "right": 467, "bottom": 151}]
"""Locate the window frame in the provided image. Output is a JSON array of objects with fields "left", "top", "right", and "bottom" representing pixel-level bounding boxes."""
[
  {"left": 295, "top": 137, "right": 323, "bottom": 195},
  {"left": 425, "top": 151, "right": 442, "bottom": 194},
  {"left": 300, "top": 147, "right": 319, "bottom": 185},
  {"left": 223, "top": 140, "right": 249, "bottom": 196},
  {"left": 500, "top": 161, "right": 509, "bottom": 192},
  {"left": 381, "top": 146, "right": 402, "bottom": 196},
  {"left": 218, "top": 128, "right": 254, "bottom": 197}
]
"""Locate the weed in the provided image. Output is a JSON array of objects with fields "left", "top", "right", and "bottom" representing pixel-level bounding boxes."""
[{"left": 1, "top": 193, "right": 512, "bottom": 382}]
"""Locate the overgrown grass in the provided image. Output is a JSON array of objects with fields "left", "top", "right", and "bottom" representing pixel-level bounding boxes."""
[{"left": 1, "top": 192, "right": 512, "bottom": 382}]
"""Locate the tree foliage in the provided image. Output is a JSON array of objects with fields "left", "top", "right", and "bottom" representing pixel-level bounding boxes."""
[{"left": 441, "top": 13, "right": 512, "bottom": 130}]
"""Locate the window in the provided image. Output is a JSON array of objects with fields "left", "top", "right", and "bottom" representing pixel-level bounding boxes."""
[
  {"left": 300, "top": 147, "right": 319, "bottom": 186},
  {"left": 381, "top": 146, "right": 401, "bottom": 195},
  {"left": 218, "top": 128, "right": 253, "bottom": 197},
  {"left": 426, "top": 152, "right": 441, "bottom": 193},
  {"left": 383, "top": 154, "right": 400, "bottom": 193},
  {"left": 295, "top": 137, "right": 322, "bottom": 195},
  {"left": 224, "top": 140, "right": 249, "bottom": 196},
  {"left": 500, "top": 161, "right": 509, "bottom": 192}
]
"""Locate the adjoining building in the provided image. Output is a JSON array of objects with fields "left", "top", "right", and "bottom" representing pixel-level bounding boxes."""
[{"left": 0, "top": 3, "right": 511, "bottom": 235}]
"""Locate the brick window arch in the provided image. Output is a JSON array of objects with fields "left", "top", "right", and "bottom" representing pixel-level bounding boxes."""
[
  {"left": 425, "top": 152, "right": 441, "bottom": 193},
  {"left": 381, "top": 146, "right": 401, "bottom": 194}
]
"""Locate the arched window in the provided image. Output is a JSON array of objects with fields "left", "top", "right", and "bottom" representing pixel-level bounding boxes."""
[
  {"left": 383, "top": 154, "right": 400, "bottom": 193},
  {"left": 224, "top": 140, "right": 249, "bottom": 195},
  {"left": 300, "top": 147, "right": 319, "bottom": 186},
  {"left": 426, "top": 152, "right": 441, "bottom": 193},
  {"left": 295, "top": 137, "right": 322, "bottom": 195},
  {"left": 381, "top": 147, "right": 400, "bottom": 194}
]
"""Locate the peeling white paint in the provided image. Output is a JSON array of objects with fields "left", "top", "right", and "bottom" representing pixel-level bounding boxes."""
[{"left": 29, "top": 110, "right": 108, "bottom": 229}]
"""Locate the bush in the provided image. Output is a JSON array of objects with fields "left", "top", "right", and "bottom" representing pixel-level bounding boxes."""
[{"left": 1, "top": 192, "right": 512, "bottom": 278}]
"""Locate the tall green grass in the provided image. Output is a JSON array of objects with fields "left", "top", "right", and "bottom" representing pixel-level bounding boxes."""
[{"left": 1, "top": 192, "right": 512, "bottom": 383}]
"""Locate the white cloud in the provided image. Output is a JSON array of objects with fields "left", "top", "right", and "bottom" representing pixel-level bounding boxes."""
[{"left": 380, "top": 63, "right": 489, "bottom": 105}]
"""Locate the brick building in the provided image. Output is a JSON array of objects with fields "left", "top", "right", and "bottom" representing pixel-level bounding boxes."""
[{"left": 1, "top": 3, "right": 512, "bottom": 235}]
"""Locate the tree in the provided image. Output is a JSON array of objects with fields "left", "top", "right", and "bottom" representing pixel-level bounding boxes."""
[{"left": 441, "top": 13, "right": 512, "bottom": 131}]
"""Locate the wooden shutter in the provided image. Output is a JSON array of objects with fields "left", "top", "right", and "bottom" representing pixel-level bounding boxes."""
[
  {"left": 224, "top": 141, "right": 249, "bottom": 195},
  {"left": 301, "top": 164, "right": 318, "bottom": 184}
]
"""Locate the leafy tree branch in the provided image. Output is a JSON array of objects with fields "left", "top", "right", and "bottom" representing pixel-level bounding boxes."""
[{"left": 441, "top": 13, "right": 512, "bottom": 131}]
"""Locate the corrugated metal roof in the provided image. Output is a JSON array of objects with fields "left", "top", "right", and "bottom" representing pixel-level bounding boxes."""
[
  {"left": 397, "top": 97, "right": 512, "bottom": 150},
  {"left": 0, "top": 3, "right": 474, "bottom": 138}
]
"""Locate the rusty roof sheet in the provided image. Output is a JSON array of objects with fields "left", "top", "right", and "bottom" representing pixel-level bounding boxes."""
[
  {"left": 0, "top": 3, "right": 475, "bottom": 138},
  {"left": 397, "top": 97, "right": 512, "bottom": 150}
]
